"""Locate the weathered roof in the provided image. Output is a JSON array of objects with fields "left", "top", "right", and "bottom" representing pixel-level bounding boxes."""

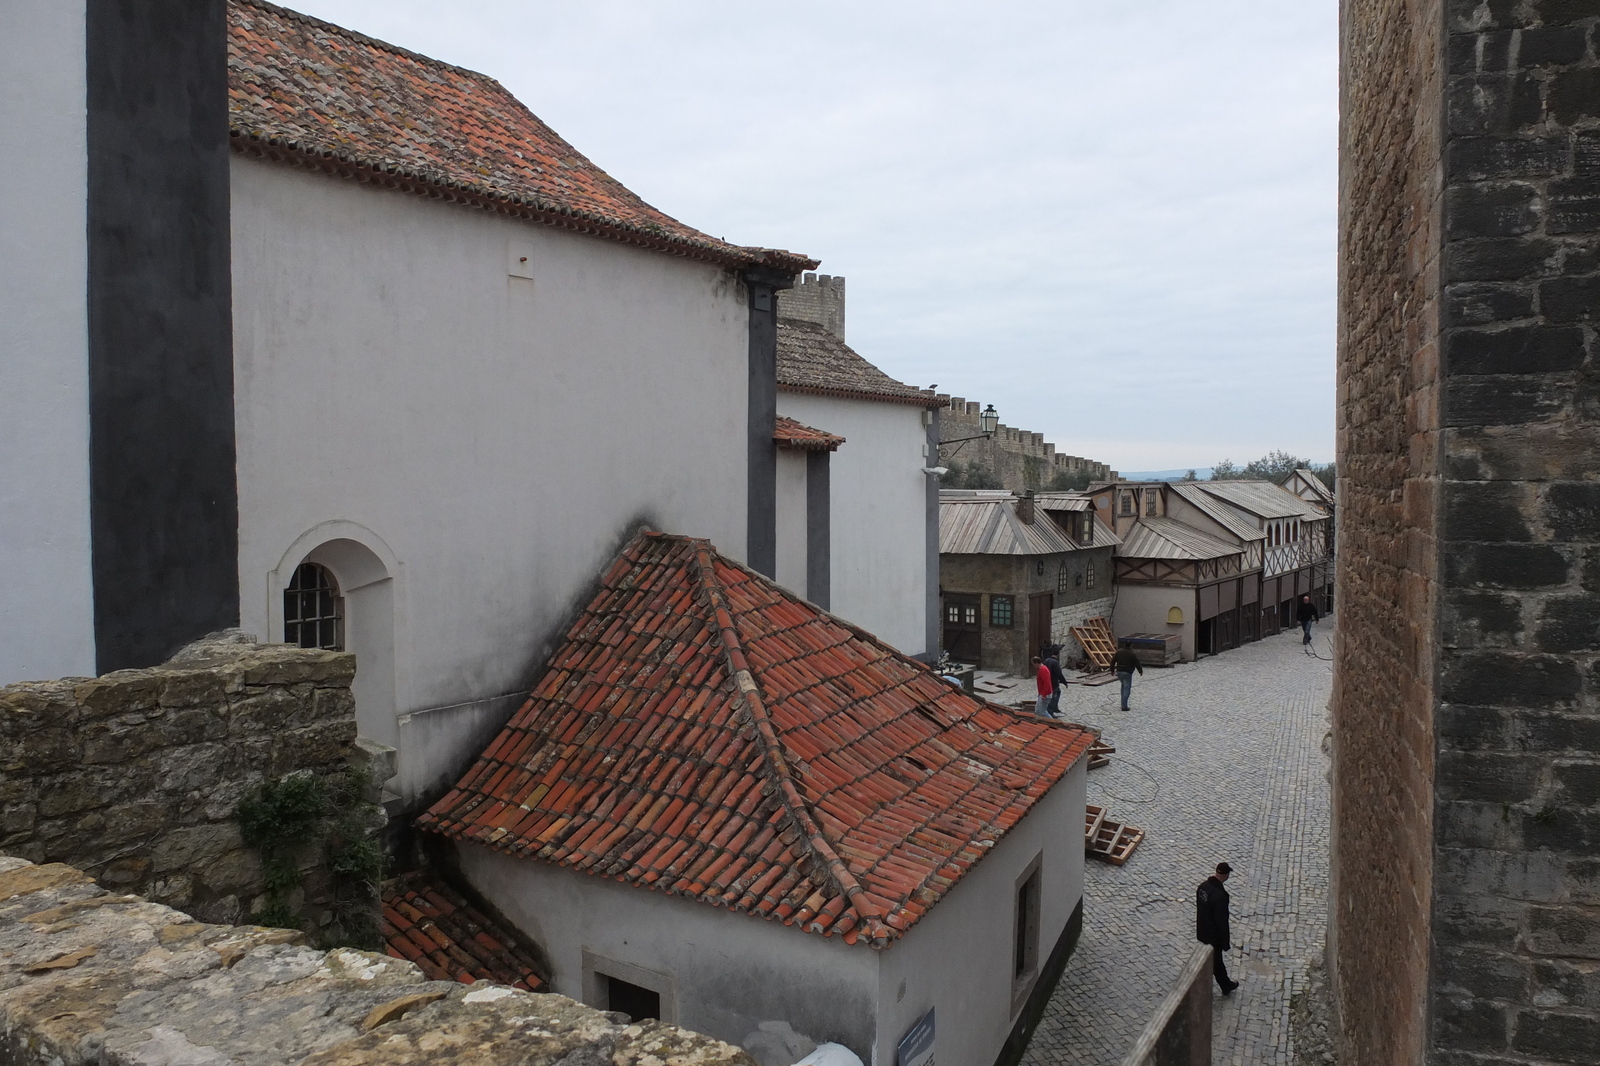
[
  {"left": 419, "top": 532, "right": 1093, "bottom": 948},
  {"left": 1167, "top": 482, "right": 1267, "bottom": 542},
  {"left": 773, "top": 416, "right": 845, "bottom": 451},
  {"left": 382, "top": 871, "right": 546, "bottom": 990},
  {"left": 776, "top": 322, "right": 938, "bottom": 407},
  {"left": 940, "top": 497, "right": 1119, "bottom": 555},
  {"left": 1035, "top": 494, "right": 1092, "bottom": 513},
  {"left": 227, "top": 0, "right": 814, "bottom": 274},
  {"left": 1288, "top": 469, "right": 1337, "bottom": 507},
  {"left": 1188, "top": 481, "right": 1326, "bottom": 521},
  {"left": 1118, "top": 517, "right": 1244, "bottom": 561}
]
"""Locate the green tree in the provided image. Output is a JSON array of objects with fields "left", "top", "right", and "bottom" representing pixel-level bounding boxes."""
[
  {"left": 1047, "top": 469, "right": 1093, "bottom": 492},
  {"left": 1184, "top": 469, "right": 1198, "bottom": 481},
  {"left": 1210, "top": 458, "right": 1240, "bottom": 480}
]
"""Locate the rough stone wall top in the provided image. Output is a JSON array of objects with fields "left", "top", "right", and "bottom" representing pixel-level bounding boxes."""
[
  {"left": 0, "top": 855, "right": 754, "bottom": 1066},
  {"left": 776, "top": 272, "right": 845, "bottom": 339},
  {"left": 1432, "top": 0, "right": 1600, "bottom": 1062},
  {"left": 1333, "top": 0, "right": 1444, "bottom": 1061},
  {"left": 0, "top": 634, "right": 357, "bottom": 925}
]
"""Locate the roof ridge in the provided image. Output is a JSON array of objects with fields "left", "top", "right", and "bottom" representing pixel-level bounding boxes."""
[
  {"left": 683, "top": 540, "right": 893, "bottom": 941},
  {"left": 233, "top": 0, "right": 501, "bottom": 87}
]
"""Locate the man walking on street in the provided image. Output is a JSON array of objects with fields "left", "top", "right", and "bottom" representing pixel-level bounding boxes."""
[
  {"left": 1296, "top": 594, "right": 1321, "bottom": 646},
  {"left": 1043, "top": 646, "right": 1068, "bottom": 719},
  {"left": 1197, "top": 862, "right": 1238, "bottom": 994},
  {"left": 1032, "top": 656, "right": 1053, "bottom": 719},
  {"left": 1111, "top": 645, "right": 1143, "bottom": 712}
]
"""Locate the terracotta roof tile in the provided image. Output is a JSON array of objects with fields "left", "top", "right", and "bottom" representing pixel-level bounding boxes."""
[
  {"left": 227, "top": 0, "right": 813, "bottom": 274},
  {"left": 380, "top": 871, "right": 546, "bottom": 990},
  {"left": 776, "top": 322, "right": 939, "bottom": 407},
  {"left": 773, "top": 416, "right": 845, "bottom": 452},
  {"left": 419, "top": 531, "right": 1093, "bottom": 947}
]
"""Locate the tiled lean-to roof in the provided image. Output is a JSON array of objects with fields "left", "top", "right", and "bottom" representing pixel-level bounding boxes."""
[
  {"left": 381, "top": 871, "right": 546, "bottom": 990},
  {"left": 776, "top": 322, "right": 939, "bottom": 407},
  {"left": 227, "top": 0, "right": 814, "bottom": 274},
  {"left": 773, "top": 416, "right": 845, "bottom": 452},
  {"left": 419, "top": 532, "right": 1092, "bottom": 947},
  {"left": 1119, "top": 517, "right": 1243, "bottom": 561}
]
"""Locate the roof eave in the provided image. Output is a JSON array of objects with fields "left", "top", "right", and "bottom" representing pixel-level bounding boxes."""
[
  {"left": 230, "top": 129, "right": 820, "bottom": 275},
  {"left": 777, "top": 381, "right": 943, "bottom": 408}
]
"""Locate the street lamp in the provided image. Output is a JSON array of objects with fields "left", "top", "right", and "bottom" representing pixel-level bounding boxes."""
[{"left": 941, "top": 404, "right": 999, "bottom": 452}]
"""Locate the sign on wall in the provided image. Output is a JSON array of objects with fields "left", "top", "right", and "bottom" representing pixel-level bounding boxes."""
[{"left": 897, "top": 1008, "right": 935, "bottom": 1066}]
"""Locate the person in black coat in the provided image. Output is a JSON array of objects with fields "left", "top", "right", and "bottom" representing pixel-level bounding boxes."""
[
  {"left": 1043, "top": 649, "right": 1069, "bottom": 719},
  {"left": 1296, "top": 594, "right": 1321, "bottom": 646},
  {"left": 1197, "top": 862, "right": 1238, "bottom": 994}
]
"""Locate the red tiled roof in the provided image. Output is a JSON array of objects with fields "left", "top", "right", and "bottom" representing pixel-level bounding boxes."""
[
  {"left": 381, "top": 870, "right": 546, "bottom": 990},
  {"left": 773, "top": 416, "right": 845, "bottom": 452},
  {"left": 419, "top": 532, "right": 1093, "bottom": 947},
  {"left": 227, "top": 1, "right": 815, "bottom": 275}
]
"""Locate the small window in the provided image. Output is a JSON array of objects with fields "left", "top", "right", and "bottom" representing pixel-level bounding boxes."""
[
  {"left": 1144, "top": 488, "right": 1157, "bottom": 516},
  {"left": 964, "top": 604, "right": 978, "bottom": 625},
  {"left": 1086, "top": 561, "right": 1097, "bottom": 589},
  {"left": 1078, "top": 514, "right": 1094, "bottom": 546},
  {"left": 1014, "top": 865, "right": 1041, "bottom": 979},
  {"left": 1119, "top": 491, "right": 1135, "bottom": 516},
  {"left": 990, "top": 596, "right": 1014, "bottom": 627},
  {"left": 604, "top": 974, "right": 660, "bottom": 1022},
  {"left": 946, "top": 602, "right": 962, "bottom": 625},
  {"left": 1057, "top": 561, "right": 1071, "bottom": 594},
  {"left": 284, "top": 563, "right": 343, "bottom": 651}
]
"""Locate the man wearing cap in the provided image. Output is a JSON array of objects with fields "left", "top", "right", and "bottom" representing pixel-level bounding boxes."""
[{"left": 1196, "top": 862, "right": 1238, "bottom": 994}]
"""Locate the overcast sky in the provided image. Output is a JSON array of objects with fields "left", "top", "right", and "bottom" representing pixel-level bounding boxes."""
[{"left": 291, "top": 0, "right": 1338, "bottom": 473}]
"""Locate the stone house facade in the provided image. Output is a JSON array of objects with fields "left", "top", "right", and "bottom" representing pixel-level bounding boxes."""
[
  {"left": 1333, "top": 0, "right": 1600, "bottom": 1063},
  {"left": 939, "top": 491, "right": 1118, "bottom": 674}
]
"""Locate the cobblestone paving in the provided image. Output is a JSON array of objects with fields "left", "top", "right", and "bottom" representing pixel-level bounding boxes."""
[{"left": 1014, "top": 624, "right": 1334, "bottom": 1066}]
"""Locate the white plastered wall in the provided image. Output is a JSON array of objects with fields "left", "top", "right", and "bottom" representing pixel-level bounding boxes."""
[
  {"left": 230, "top": 158, "right": 749, "bottom": 802},
  {"left": 460, "top": 845, "right": 879, "bottom": 1059},
  {"left": 775, "top": 449, "right": 809, "bottom": 598},
  {"left": 872, "top": 758, "right": 1086, "bottom": 1066},
  {"left": 1112, "top": 584, "right": 1197, "bottom": 661},
  {"left": 775, "top": 392, "right": 929, "bottom": 655},
  {"left": 0, "top": 0, "right": 96, "bottom": 684}
]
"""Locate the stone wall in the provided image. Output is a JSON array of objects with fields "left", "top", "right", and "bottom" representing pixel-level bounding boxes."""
[
  {"left": 1332, "top": 1, "right": 1443, "bottom": 1060},
  {"left": 1336, "top": 0, "right": 1600, "bottom": 1063},
  {"left": 777, "top": 272, "right": 846, "bottom": 339},
  {"left": 936, "top": 396, "right": 1115, "bottom": 491},
  {"left": 0, "top": 634, "right": 359, "bottom": 927},
  {"left": 0, "top": 855, "right": 752, "bottom": 1066},
  {"left": 1051, "top": 596, "right": 1116, "bottom": 666}
]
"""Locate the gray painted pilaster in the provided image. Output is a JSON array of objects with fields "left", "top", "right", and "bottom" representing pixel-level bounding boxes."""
[
  {"left": 925, "top": 406, "right": 942, "bottom": 661},
  {"left": 805, "top": 450, "right": 831, "bottom": 609}
]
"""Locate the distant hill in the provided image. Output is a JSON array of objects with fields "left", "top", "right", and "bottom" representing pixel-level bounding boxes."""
[{"left": 1118, "top": 467, "right": 1214, "bottom": 481}]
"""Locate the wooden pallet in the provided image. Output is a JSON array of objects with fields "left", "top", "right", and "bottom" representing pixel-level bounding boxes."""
[
  {"left": 1085, "top": 804, "right": 1106, "bottom": 844},
  {"left": 1071, "top": 617, "right": 1118, "bottom": 671},
  {"left": 1087, "top": 737, "right": 1115, "bottom": 769},
  {"left": 1087, "top": 818, "right": 1145, "bottom": 865}
]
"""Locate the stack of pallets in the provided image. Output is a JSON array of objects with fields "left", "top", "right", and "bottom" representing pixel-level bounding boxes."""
[
  {"left": 1070, "top": 617, "right": 1118, "bottom": 672},
  {"left": 1086, "top": 737, "right": 1115, "bottom": 770},
  {"left": 1084, "top": 803, "right": 1144, "bottom": 865}
]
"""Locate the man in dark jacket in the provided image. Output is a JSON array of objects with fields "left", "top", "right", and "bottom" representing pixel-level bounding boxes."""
[
  {"left": 1196, "top": 862, "right": 1238, "bottom": 994},
  {"left": 1111, "top": 646, "right": 1143, "bottom": 712},
  {"left": 1296, "top": 594, "right": 1321, "bottom": 646},
  {"left": 1043, "top": 647, "right": 1069, "bottom": 719}
]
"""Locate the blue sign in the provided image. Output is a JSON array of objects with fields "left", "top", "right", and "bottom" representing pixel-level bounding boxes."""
[{"left": 897, "top": 1008, "right": 935, "bottom": 1066}]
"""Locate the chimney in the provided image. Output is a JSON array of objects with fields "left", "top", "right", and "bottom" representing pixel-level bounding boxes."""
[
  {"left": 1017, "top": 491, "right": 1036, "bottom": 525},
  {"left": 775, "top": 273, "right": 846, "bottom": 340}
]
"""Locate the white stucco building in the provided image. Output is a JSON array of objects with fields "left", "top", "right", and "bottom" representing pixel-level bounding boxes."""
[
  {"left": 1, "top": 5, "right": 952, "bottom": 811},
  {"left": 422, "top": 532, "right": 1093, "bottom": 1066}
]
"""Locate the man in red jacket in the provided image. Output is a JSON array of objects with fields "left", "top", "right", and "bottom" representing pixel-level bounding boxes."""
[{"left": 1032, "top": 656, "right": 1053, "bottom": 719}]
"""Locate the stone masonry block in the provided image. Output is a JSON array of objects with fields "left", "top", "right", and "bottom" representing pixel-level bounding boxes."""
[
  {"left": 1438, "top": 751, "right": 1547, "bottom": 803},
  {"left": 1447, "top": 72, "right": 1545, "bottom": 137},
  {"left": 1444, "top": 543, "right": 1572, "bottom": 588},
  {"left": 1572, "top": 859, "right": 1600, "bottom": 905},
  {"left": 1519, "top": 23, "right": 1592, "bottom": 66},
  {"left": 1523, "top": 713, "right": 1600, "bottom": 754},
  {"left": 157, "top": 670, "right": 228, "bottom": 709},
  {"left": 1552, "top": 760, "right": 1600, "bottom": 807},
  {"left": 1513, "top": 1009, "right": 1600, "bottom": 1062},
  {"left": 1444, "top": 589, "right": 1525, "bottom": 646},
  {"left": 1535, "top": 595, "right": 1600, "bottom": 652},
  {"left": 1435, "top": 945, "right": 1533, "bottom": 1001},
  {"left": 269, "top": 720, "right": 358, "bottom": 776},
  {"left": 1528, "top": 905, "right": 1600, "bottom": 959},
  {"left": 1537, "top": 0, "right": 1600, "bottom": 23},
  {"left": 1446, "top": 378, "right": 1571, "bottom": 427},
  {"left": 1437, "top": 799, "right": 1526, "bottom": 850},
  {"left": 1445, "top": 236, "right": 1562, "bottom": 282},
  {"left": 1549, "top": 67, "right": 1600, "bottom": 126},
  {"left": 1438, "top": 847, "right": 1568, "bottom": 902},
  {"left": 1524, "top": 807, "right": 1600, "bottom": 854},
  {"left": 1540, "top": 275, "right": 1600, "bottom": 323},
  {"left": 1434, "top": 994, "right": 1512, "bottom": 1052},
  {"left": 149, "top": 822, "right": 242, "bottom": 875},
  {"left": 1543, "top": 482, "right": 1600, "bottom": 541},
  {"left": 1444, "top": 481, "right": 1537, "bottom": 540},
  {"left": 1446, "top": 281, "right": 1538, "bottom": 325},
  {"left": 226, "top": 687, "right": 305, "bottom": 736},
  {"left": 1447, "top": 183, "right": 1543, "bottom": 239},
  {"left": 1448, "top": 325, "right": 1587, "bottom": 375},
  {"left": 1548, "top": 177, "right": 1600, "bottom": 234},
  {"left": 1447, "top": 0, "right": 1527, "bottom": 32},
  {"left": 1532, "top": 958, "right": 1600, "bottom": 1011},
  {"left": 1442, "top": 650, "right": 1583, "bottom": 707},
  {"left": 1448, "top": 137, "right": 1570, "bottom": 182}
]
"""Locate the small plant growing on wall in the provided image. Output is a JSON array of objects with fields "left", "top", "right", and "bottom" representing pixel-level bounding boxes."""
[{"left": 235, "top": 766, "right": 382, "bottom": 950}]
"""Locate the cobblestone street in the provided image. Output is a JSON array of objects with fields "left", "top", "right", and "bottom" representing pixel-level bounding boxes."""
[{"left": 1016, "top": 623, "right": 1334, "bottom": 1065}]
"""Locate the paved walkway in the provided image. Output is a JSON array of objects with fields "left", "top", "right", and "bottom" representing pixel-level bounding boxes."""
[{"left": 1016, "top": 624, "right": 1334, "bottom": 1066}]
